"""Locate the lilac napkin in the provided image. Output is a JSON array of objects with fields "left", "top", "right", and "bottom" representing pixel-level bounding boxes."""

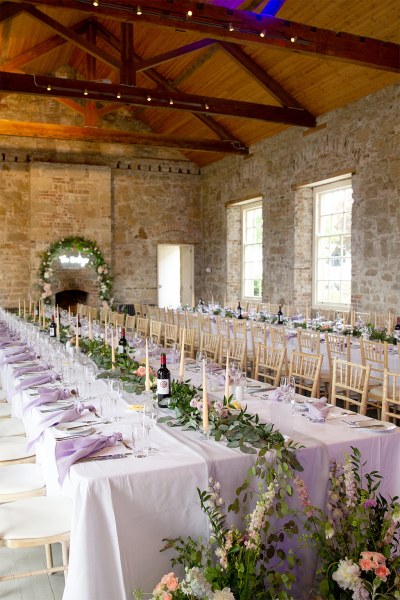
[
  {"left": 0, "top": 351, "right": 36, "bottom": 365},
  {"left": 13, "top": 363, "right": 50, "bottom": 377},
  {"left": 270, "top": 387, "right": 287, "bottom": 402},
  {"left": 0, "top": 339, "right": 17, "bottom": 348},
  {"left": 55, "top": 432, "right": 123, "bottom": 484},
  {"left": 15, "top": 372, "right": 60, "bottom": 392},
  {"left": 27, "top": 401, "right": 97, "bottom": 450},
  {"left": 23, "top": 387, "right": 72, "bottom": 415},
  {"left": 4, "top": 344, "right": 29, "bottom": 356},
  {"left": 306, "top": 397, "right": 330, "bottom": 421}
]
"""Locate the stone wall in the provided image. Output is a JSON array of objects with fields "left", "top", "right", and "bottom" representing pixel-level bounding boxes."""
[
  {"left": 0, "top": 94, "right": 202, "bottom": 308},
  {"left": 200, "top": 83, "right": 400, "bottom": 313}
]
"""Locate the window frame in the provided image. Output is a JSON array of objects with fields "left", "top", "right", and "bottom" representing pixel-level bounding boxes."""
[
  {"left": 241, "top": 200, "right": 263, "bottom": 300},
  {"left": 312, "top": 178, "right": 353, "bottom": 310}
]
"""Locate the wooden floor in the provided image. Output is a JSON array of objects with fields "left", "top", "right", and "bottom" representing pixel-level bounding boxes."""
[{"left": 0, "top": 545, "right": 65, "bottom": 600}]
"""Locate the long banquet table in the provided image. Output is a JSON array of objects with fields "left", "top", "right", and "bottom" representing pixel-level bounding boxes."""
[{"left": 1, "top": 330, "right": 400, "bottom": 600}]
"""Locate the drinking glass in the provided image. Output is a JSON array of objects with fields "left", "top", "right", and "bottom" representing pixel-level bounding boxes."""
[
  {"left": 131, "top": 422, "right": 148, "bottom": 458},
  {"left": 140, "top": 394, "right": 159, "bottom": 454}
]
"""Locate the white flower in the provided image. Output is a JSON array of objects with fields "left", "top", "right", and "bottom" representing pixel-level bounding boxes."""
[
  {"left": 44, "top": 272, "right": 49, "bottom": 279},
  {"left": 213, "top": 588, "right": 235, "bottom": 600},
  {"left": 332, "top": 559, "right": 361, "bottom": 591}
]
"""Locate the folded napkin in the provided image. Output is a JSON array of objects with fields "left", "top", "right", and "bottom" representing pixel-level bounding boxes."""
[
  {"left": 23, "top": 386, "right": 72, "bottom": 415},
  {"left": 0, "top": 351, "right": 36, "bottom": 366},
  {"left": 4, "top": 344, "right": 29, "bottom": 356},
  {"left": 15, "top": 372, "right": 60, "bottom": 392},
  {"left": 306, "top": 397, "right": 330, "bottom": 421},
  {"left": 0, "top": 338, "right": 17, "bottom": 348},
  {"left": 13, "top": 363, "right": 50, "bottom": 377},
  {"left": 55, "top": 432, "right": 123, "bottom": 484},
  {"left": 270, "top": 387, "right": 289, "bottom": 402},
  {"left": 27, "top": 401, "right": 97, "bottom": 451}
]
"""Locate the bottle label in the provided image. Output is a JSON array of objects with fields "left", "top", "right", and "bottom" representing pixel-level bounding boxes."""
[
  {"left": 157, "top": 378, "right": 170, "bottom": 395},
  {"left": 50, "top": 328, "right": 56, "bottom": 337},
  {"left": 118, "top": 344, "right": 125, "bottom": 354}
]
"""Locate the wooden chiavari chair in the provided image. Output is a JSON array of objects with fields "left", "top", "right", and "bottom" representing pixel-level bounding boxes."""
[
  {"left": 134, "top": 303, "right": 143, "bottom": 318},
  {"left": 325, "top": 332, "right": 351, "bottom": 374},
  {"left": 219, "top": 337, "right": 247, "bottom": 372},
  {"left": 249, "top": 321, "right": 266, "bottom": 376},
  {"left": 315, "top": 307, "right": 333, "bottom": 321},
  {"left": 297, "top": 329, "right": 330, "bottom": 394},
  {"left": 164, "top": 323, "right": 179, "bottom": 349},
  {"left": 330, "top": 358, "right": 371, "bottom": 415},
  {"left": 99, "top": 307, "right": 109, "bottom": 324},
  {"left": 352, "top": 310, "right": 371, "bottom": 326},
  {"left": 269, "top": 303, "right": 281, "bottom": 315},
  {"left": 247, "top": 300, "right": 259, "bottom": 313},
  {"left": 216, "top": 317, "right": 230, "bottom": 340},
  {"left": 232, "top": 318, "right": 247, "bottom": 340},
  {"left": 288, "top": 351, "right": 323, "bottom": 398},
  {"left": 198, "top": 314, "right": 211, "bottom": 334},
  {"left": 199, "top": 332, "right": 220, "bottom": 362},
  {"left": 382, "top": 369, "right": 400, "bottom": 424},
  {"left": 166, "top": 309, "right": 175, "bottom": 325},
  {"left": 149, "top": 320, "right": 162, "bottom": 345},
  {"left": 360, "top": 339, "right": 388, "bottom": 413},
  {"left": 136, "top": 317, "right": 149, "bottom": 339},
  {"left": 254, "top": 344, "right": 286, "bottom": 387},
  {"left": 268, "top": 325, "right": 288, "bottom": 374},
  {"left": 179, "top": 328, "right": 195, "bottom": 359},
  {"left": 334, "top": 310, "right": 350, "bottom": 325},
  {"left": 148, "top": 306, "right": 159, "bottom": 321},
  {"left": 186, "top": 313, "right": 200, "bottom": 349},
  {"left": 125, "top": 315, "right": 136, "bottom": 337},
  {"left": 177, "top": 312, "right": 186, "bottom": 331}
]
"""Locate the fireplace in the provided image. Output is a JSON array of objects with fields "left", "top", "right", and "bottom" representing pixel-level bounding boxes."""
[{"left": 55, "top": 289, "right": 88, "bottom": 311}]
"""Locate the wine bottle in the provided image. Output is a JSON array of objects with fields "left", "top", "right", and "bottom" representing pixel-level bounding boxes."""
[
  {"left": 49, "top": 315, "right": 56, "bottom": 338},
  {"left": 118, "top": 328, "right": 128, "bottom": 355},
  {"left": 277, "top": 305, "right": 284, "bottom": 325},
  {"left": 34, "top": 304, "right": 39, "bottom": 318},
  {"left": 157, "top": 353, "right": 171, "bottom": 407},
  {"left": 76, "top": 314, "right": 81, "bottom": 337},
  {"left": 394, "top": 317, "right": 400, "bottom": 345},
  {"left": 237, "top": 300, "right": 243, "bottom": 320}
]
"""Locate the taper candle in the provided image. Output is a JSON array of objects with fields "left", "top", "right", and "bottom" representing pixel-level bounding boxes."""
[
  {"left": 111, "top": 328, "right": 115, "bottom": 370},
  {"left": 202, "top": 358, "right": 209, "bottom": 432},
  {"left": 68, "top": 305, "right": 71, "bottom": 326},
  {"left": 104, "top": 315, "right": 108, "bottom": 345},
  {"left": 18, "top": 298, "right": 21, "bottom": 318},
  {"left": 224, "top": 294, "right": 227, "bottom": 308},
  {"left": 225, "top": 349, "right": 230, "bottom": 401},
  {"left": 179, "top": 328, "right": 186, "bottom": 379},
  {"left": 145, "top": 338, "right": 151, "bottom": 392},
  {"left": 56, "top": 306, "right": 60, "bottom": 339},
  {"left": 88, "top": 314, "right": 92, "bottom": 340},
  {"left": 23, "top": 299, "right": 26, "bottom": 320},
  {"left": 75, "top": 314, "right": 79, "bottom": 349}
]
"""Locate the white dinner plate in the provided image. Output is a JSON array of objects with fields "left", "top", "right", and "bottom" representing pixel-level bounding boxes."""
[
  {"left": 54, "top": 423, "right": 96, "bottom": 437},
  {"left": 353, "top": 420, "right": 396, "bottom": 432}
]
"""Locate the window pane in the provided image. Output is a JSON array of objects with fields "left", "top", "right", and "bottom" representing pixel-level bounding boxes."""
[
  {"left": 242, "top": 203, "right": 263, "bottom": 298},
  {"left": 314, "top": 179, "right": 352, "bottom": 307}
]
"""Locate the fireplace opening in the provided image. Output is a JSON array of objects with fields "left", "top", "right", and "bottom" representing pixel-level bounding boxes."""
[{"left": 55, "top": 290, "right": 88, "bottom": 311}]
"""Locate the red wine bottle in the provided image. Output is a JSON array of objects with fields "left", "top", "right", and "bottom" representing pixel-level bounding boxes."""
[
  {"left": 277, "top": 305, "right": 284, "bottom": 325},
  {"left": 49, "top": 315, "right": 56, "bottom": 337},
  {"left": 118, "top": 328, "right": 128, "bottom": 355},
  {"left": 157, "top": 353, "right": 170, "bottom": 407}
]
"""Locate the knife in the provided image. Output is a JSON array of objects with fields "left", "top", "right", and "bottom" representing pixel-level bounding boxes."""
[
  {"left": 77, "top": 453, "right": 130, "bottom": 463},
  {"left": 348, "top": 422, "right": 387, "bottom": 428}
]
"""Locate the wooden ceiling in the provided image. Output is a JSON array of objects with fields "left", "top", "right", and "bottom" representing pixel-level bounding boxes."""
[{"left": 0, "top": 0, "right": 399, "bottom": 166}]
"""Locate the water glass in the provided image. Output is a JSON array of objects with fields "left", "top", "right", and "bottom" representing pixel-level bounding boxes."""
[{"left": 131, "top": 422, "right": 148, "bottom": 458}]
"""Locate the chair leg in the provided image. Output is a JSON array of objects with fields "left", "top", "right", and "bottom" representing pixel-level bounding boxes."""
[
  {"left": 61, "top": 541, "right": 69, "bottom": 581},
  {"left": 45, "top": 544, "right": 53, "bottom": 570}
]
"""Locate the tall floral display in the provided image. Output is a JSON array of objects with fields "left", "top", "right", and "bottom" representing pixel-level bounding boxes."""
[{"left": 38, "top": 236, "right": 113, "bottom": 306}]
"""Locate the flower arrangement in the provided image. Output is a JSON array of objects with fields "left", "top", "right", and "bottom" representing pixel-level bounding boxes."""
[
  {"left": 159, "top": 380, "right": 301, "bottom": 468},
  {"left": 297, "top": 447, "right": 400, "bottom": 599},
  {"left": 135, "top": 452, "right": 301, "bottom": 600},
  {"left": 38, "top": 236, "right": 113, "bottom": 305}
]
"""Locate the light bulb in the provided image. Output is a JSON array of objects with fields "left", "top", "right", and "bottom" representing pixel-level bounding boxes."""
[
  {"left": 147, "top": 95, "right": 151, "bottom": 102},
  {"left": 187, "top": 10, "right": 193, "bottom": 17},
  {"left": 136, "top": 6, "right": 142, "bottom": 15},
  {"left": 260, "top": 30, "right": 266, "bottom": 38}
]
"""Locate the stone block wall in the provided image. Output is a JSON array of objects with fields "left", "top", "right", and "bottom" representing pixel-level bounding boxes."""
[{"left": 200, "top": 83, "right": 400, "bottom": 313}]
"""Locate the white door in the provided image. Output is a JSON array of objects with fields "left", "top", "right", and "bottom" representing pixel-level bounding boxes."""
[
  {"left": 180, "top": 245, "right": 194, "bottom": 307},
  {"left": 157, "top": 244, "right": 195, "bottom": 308},
  {"left": 157, "top": 245, "right": 180, "bottom": 308}
]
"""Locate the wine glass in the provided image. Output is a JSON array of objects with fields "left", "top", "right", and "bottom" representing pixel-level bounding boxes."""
[
  {"left": 279, "top": 376, "right": 296, "bottom": 404},
  {"left": 140, "top": 395, "right": 159, "bottom": 454}
]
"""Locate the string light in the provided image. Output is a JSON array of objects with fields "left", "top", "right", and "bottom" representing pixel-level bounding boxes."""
[
  {"left": 228, "top": 23, "right": 234, "bottom": 32},
  {"left": 92, "top": 0, "right": 99, "bottom": 6},
  {"left": 260, "top": 30, "right": 266, "bottom": 38},
  {"left": 136, "top": 5, "right": 142, "bottom": 15},
  {"left": 186, "top": 10, "right": 193, "bottom": 17},
  {"left": 290, "top": 35, "right": 298, "bottom": 43},
  {"left": 169, "top": 99, "right": 174, "bottom": 105},
  {"left": 116, "top": 91, "right": 121, "bottom": 99},
  {"left": 46, "top": 84, "right": 52, "bottom": 91},
  {"left": 147, "top": 95, "right": 151, "bottom": 101},
  {"left": 84, "top": 89, "right": 88, "bottom": 96},
  {"left": 204, "top": 103, "right": 209, "bottom": 110}
]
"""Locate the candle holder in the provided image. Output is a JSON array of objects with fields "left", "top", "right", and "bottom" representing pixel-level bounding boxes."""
[{"left": 200, "top": 426, "right": 212, "bottom": 441}]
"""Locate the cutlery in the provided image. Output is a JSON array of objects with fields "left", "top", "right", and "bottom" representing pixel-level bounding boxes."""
[
  {"left": 348, "top": 422, "right": 387, "bottom": 429},
  {"left": 77, "top": 453, "right": 130, "bottom": 463}
]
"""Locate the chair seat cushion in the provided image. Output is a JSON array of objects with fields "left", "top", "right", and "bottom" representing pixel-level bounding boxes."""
[
  {"left": 0, "top": 496, "right": 71, "bottom": 540},
  {"left": 0, "top": 418, "right": 25, "bottom": 437},
  {"left": 0, "top": 464, "right": 45, "bottom": 496},
  {"left": 0, "top": 437, "right": 35, "bottom": 462}
]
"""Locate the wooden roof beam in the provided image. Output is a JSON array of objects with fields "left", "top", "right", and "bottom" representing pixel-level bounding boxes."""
[
  {"left": 218, "top": 41, "right": 310, "bottom": 111},
  {"left": 0, "top": 71, "right": 316, "bottom": 127},
  {"left": 135, "top": 39, "right": 216, "bottom": 72},
  {"left": 9, "top": 0, "right": 399, "bottom": 73},
  {"left": 0, "top": 119, "right": 248, "bottom": 154},
  {"left": 22, "top": 5, "right": 120, "bottom": 71},
  {"left": 0, "top": 1, "right": 25, "bottom": 23}
]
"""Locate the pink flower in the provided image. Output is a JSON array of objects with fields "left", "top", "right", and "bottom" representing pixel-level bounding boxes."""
[
  {"left": 359, "top": 557, "right": 374, "bottom": 571},
  {"left": 97, "top": 266, "right": 104, "bottom": 274},
  {"left": 375, "top": 565, "right": 390, "bottom": 581},
  {"left": 162, "top": 594, "right": 172, "bottom": 600},
  {"left": 135, "top": 366, "right": 147, "bottom": 377},
  {"left": 161, "top": 573, "right": 179, "bottom": 591}
]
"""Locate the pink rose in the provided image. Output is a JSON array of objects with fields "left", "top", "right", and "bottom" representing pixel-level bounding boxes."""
[
  {"left": 162, "top": 594, "right": 172, "bottom": 600},
  {"left": 135, "top": 366, "right": 146, "bottom": 377},
  {"left": 374, "top": 565, "right": 390, "bottom": 581},
  {"left": 359, "top": 558, "right": 373, "bottom": 571},
  {"left": 97, "top": 266, "right": 104, "bottom": 274},
  {"left": 163, "top": 573, "right": 179, "bottom": 591}
]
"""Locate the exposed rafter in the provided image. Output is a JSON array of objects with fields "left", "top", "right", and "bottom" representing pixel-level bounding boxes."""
[
  {"left": 8, "top": 0, "right": 400, "bottom": 72},
  {"left": 135, "top": 39, "right": 216, "bottom": 72},
  {"left": 0, "top": 72, "right": 316, "bottom": 127},
  {"left": 0, "top": 1, "right": 24, "bottom": 23},
  {"left": 0, "top": 119, "right": 248, "bottom": 154}
]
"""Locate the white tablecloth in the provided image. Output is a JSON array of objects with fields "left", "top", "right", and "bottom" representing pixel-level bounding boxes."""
[{"left": 2, "top": 350, "right": 400, "bottom": 600}]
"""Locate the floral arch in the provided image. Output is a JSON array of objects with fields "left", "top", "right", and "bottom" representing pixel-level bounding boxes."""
[{"left": 38, "top": 236, "right": 113, "bottom": 306}]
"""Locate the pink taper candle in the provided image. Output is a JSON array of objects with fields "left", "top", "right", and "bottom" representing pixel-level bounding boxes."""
[
  {"left": 224, "top": 348, "right": 230, "bottom": 401},
  {"left": 145, "top": 338, "right": 151, "bottom": 392},
  {"left": 179, "top": 328, "right": 186, "bottom": 379},
  {"left": 202, "top": 358, "right": 209, "bottom": 432}
]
